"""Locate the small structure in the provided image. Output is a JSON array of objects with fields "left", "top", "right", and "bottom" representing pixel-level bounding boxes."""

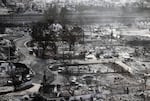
[
  {"left": 39, "top": 71, "right": 72, "bottom": 100},
  {"left": 49, "top": 21, "right": 63, "bottom": 34}
]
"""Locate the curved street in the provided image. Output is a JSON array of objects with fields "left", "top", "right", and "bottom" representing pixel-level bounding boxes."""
[{"left": 14, "top": 33, "right": 54, "bottom": 84}]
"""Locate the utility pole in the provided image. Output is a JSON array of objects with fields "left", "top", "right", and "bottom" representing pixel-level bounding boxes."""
[
  {"left": 43, "top": 0, "right": 46, "bottom": 11},
  {"left": 8, "top": 45, "right": 10, "bottom": 61},
  {"left": 7, "top": 40, "right": 12, "bottom": 62}
]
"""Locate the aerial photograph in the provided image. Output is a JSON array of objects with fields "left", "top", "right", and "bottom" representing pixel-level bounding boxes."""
[{"left": 1, "top": 0, "right": 150, "bottom": 101}]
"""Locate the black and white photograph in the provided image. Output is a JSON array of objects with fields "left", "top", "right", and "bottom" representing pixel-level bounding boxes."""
[{"left": 0, "top": 0, "right": 150, "bottom": 101}]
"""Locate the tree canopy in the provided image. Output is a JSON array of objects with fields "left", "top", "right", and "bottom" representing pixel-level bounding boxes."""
[{"left": 31, "top": 5, "right": 84, "bottom": 58}]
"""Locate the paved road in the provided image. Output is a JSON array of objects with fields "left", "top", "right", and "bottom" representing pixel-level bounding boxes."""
[
  {"left": 14, "top": 34, "right": 32, "bottom": 63},
  {"left": 72, "top": 59, "right": 133, "bottom": 74},
  {"left": 7, "top": 83, "right": 41, "bottom": 96},
  {"left": 0, "top": 14, "right": 146, "bottom": 25},
  {"left": 0, "top": 14, "right": 43, "bottom": 24},
  {"left": 14, "top": 34, "right": 54, "bottom": 83},
  {"left": 1, "top": 8, "right": 150, "bottom": 25}
]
